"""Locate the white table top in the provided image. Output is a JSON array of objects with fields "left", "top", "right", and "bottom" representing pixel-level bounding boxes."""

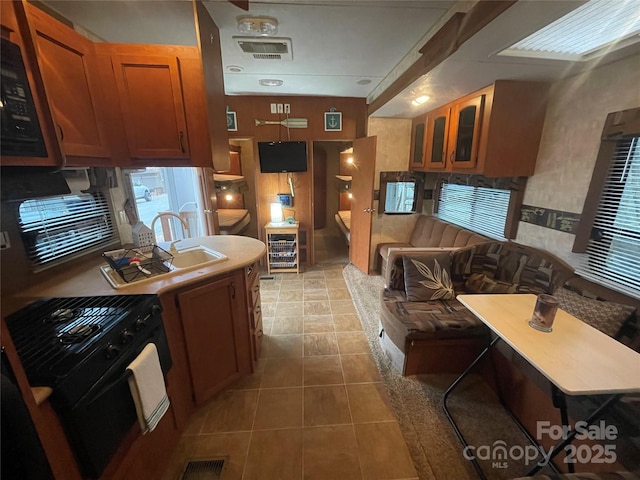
[{"left": 457, "top": 294, "right": 640, "bottom": 396}]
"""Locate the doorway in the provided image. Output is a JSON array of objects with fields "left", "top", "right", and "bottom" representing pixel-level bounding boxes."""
[{"left": 312, "top": 141, "right": 352, "bottom": 265}]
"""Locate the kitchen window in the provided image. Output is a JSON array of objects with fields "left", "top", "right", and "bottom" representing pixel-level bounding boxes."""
[
  {"left": 125, "top": 167, "right": 210, "bottom": 242},
  {"left": 18, "top": 191, "right": 116, "bottom": 267}
]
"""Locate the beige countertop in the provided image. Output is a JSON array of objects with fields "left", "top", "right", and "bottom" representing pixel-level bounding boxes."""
[{"left": 5, "top": 235, "right": 266, "bottom": 314}]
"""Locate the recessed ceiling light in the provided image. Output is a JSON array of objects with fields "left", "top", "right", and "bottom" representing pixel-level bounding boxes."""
[
  {"left": 356, "top": 79, "right": 372, "bottom": 85},
  {"left": 411, "top": 95, "right": 430, "bottom": 106},
  {"left": 226, "top": 65, "right": 244, "bottom": 73},
  {"left": 259, "top": 78, "right": 283, "bottom": 87}
]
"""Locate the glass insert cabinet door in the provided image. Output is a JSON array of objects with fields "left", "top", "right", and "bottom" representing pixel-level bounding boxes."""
[
  {"left": 450, "top": 95, "right": 484, "bottom": 168},
  {"left": 425, "top": 105, "right": 450, "bottom": 170},
  {"left": 410, "top": 118, "right": 426, "bottom": 169}
]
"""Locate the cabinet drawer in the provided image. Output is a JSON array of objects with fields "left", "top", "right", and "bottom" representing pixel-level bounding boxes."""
[
  {"left": 246, "top": 261, "right": 259, "bottom": 286},
  {"left": 250, "top": 285, "right": 261, "bottom": 311},
  {"left": 252, "top": 312, "right": 263, "bottom": 360},
  {"left": 250, "top": 303, "right": 262, "bottom": 330}
]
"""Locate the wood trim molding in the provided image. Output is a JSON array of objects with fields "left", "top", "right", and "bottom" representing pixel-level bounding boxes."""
[{"left": 368, "top": 1, "right": 516, "bottom": 116}]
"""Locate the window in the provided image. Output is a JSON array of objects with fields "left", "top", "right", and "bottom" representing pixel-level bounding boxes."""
[
  {"left": 576, "top": 135, "right": 640, "bottom": 297},
  {"left": 19, "top": 192, "right": 115, "bottom": 267},
  {"left": 436, "top": 183, "right": 510, "bottom": 240},
  {"left": 127, "top": 167, "right": 207, "bottom": 242}
]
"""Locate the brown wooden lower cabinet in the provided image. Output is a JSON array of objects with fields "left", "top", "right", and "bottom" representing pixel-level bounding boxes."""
[
  {"left": 244, "top": 262, "right": 263, "bottom": 363},
  {"left": 0, "top": 268, "right": 257, "bottom": 480},
  {"left": 176, "top": 269, "right": 253, "bottom": 406}
]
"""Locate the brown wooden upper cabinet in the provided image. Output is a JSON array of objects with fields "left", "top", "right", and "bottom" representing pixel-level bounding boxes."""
[
  {"left": 111, "top": 54, "right": 190, "bottom": 160},
  {"left": 423, "top": 105, "right": 450, "bottom": 172},
  {"left": 449, "top": 94, "right": 484, "bottom": 169},
  {"left": 26, "top": 4, "right": 112, "bottom": 164},
  {"left": 409, "top": 115, "right": 427, "bottom": 170},
  {"left": 410, "top": 80, "right": 550, "bottom": 177}
]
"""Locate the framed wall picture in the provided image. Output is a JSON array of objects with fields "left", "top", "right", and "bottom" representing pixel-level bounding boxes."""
[
  {"left": 226, "top": 111, "right": 238, "bottom": 131},
  {"left": 324, "top": 112, "right": 342, "bottom": 131}
]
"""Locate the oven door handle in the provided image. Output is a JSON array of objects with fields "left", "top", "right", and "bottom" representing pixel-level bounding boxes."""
[{"left": 85, "top": 369, "right": 133, "bottom": 408}]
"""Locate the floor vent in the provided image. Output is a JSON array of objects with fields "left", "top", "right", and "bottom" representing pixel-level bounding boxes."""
[{"left": 181, "top": 458, "right": 225, "bottom": 480}]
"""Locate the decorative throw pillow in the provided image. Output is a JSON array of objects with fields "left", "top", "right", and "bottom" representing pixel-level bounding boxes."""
[
  {"left": 464, "top": 273, "right": 519, "bottom": 294},
  {"left": 554, "top": 287, "right": 636, "bottom": 338},
  {"left": 403, "top": 253, "right": 455, "bottom": 302}
]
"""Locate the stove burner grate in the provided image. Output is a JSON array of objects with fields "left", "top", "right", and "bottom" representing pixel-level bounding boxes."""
[
  {"left": 58, "top": 324, "right": 102, "bottom": 344},
  {"left": 47, "top": 308, "right": 78, "bottom": 324}
]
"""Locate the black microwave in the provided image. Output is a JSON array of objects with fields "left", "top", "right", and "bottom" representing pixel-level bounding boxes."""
[{"left": 1, "top": 37, "right": 48, "bottom": 158}]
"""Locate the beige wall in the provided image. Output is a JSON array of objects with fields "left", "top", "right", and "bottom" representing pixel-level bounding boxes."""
[
  {"left": 367, "top": 117, "right": 416, "bottom": 270},
  {"left": 516, "top": 53, "right": 640, "bottom": 266}
]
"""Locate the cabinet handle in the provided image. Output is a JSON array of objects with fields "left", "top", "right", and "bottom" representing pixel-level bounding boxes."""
[
  {"left": 56, "top": 123, "right": 64, "bottom": 141},
  {"left": 179, "top": 131, "right": 185, "bottom": 153},
  {"left": 230, "top": 282, "right": 236, "bottom": 299},
  {"left": 450, "top": 150, "right": 455, "bottom": 161}
]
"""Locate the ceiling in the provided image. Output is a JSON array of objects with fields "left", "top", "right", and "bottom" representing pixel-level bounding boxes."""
[{"left": 40, "top": 0, "right": 640, "bottom": 119}]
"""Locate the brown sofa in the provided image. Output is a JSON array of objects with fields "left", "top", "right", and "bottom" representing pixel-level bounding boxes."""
[
  {"left": 379, "top": 240, "right": 640, "bottom": 475},
  {"left": 379, "top": 241, "right": 639, "bottom": 376},
  {"left": 376, "top": 215, "right": 488, "bottom": 286},
  {"left": 379, "top": 241, "right": 576, "bottom": 375}
]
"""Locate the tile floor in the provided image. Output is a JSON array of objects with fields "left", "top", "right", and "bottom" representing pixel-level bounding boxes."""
[{"left": 162, "top": 263, "right": 418, "bottom": 480}]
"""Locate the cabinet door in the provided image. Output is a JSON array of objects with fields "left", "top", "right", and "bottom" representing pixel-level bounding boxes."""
[
  {"left": 27, "top": 5, "right": 111, "bottom": 161},
  {"left": 449, "top": 95, "right": 484, "bottom": 169},
  {"left": 424, "top": 106, "right": 450, "bottom": 171},
  {"left": 409, "top": 115, "right": 426, "bottom": 171},
  {"left": 112, "top": 54, "right": 190, "bottom": 159},
  {"left": 178, "top": 275, "right": 247, "bottom": 405}
]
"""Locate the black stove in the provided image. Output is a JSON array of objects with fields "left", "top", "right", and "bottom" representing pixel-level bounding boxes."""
[{"left": 5, "top": 294, "right": 172, "bottom": 478}]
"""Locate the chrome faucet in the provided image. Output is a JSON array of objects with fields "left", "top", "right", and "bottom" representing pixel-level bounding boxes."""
[{"left": 150, "top": 212, "right": 191, "bottom": 243}]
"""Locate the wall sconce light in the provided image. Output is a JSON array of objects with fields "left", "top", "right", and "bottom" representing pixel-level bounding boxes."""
[
  {"left": 348, "top": 193, "right": 353, "bottom": 199},
  {"left": 270, "top": 202, "right": 284, "bottom": 223},
  {"left": 347, "top": 156, "right": 354, "bottom": 164},
  {"left": 237, "top": 15, "right": 278, "bottom": 36}
]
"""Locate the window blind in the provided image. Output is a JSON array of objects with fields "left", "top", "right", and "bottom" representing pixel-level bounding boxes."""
[
  {"left": 576, "top": 136, "right": 640, "bottom": 297},
  {"left": 436, "top": 183, "right": 510, "bottom": 240},
  {"left": 19, "top": 192, "right": 116, "bottom": 267}
]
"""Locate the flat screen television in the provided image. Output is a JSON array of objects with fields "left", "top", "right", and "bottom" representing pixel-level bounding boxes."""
[{"left": 258, "top": 141, "right": 307, "bottom": 173}]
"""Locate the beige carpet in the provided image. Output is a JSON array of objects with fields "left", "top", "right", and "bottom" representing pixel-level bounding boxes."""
[{"left": 342, "top": 263, "right": 554, "bottom": 480}]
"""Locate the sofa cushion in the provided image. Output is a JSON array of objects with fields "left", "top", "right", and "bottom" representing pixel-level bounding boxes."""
[
  {"left": 465, "top": 273, "right": 519, "bottom": 294},
  {"left": 554, "top": 286, "right": 636, "bottom": 338},
  {"left": 403, "top": 253, "right": 455, "bottom": 301},
  {"left": 380, "top": 289, "right": 488, "bottom": 352},
  {"left": 454, "top": 242, "right": 563, "bottom": 295}
]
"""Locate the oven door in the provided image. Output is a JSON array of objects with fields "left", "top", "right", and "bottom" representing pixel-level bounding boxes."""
[{"left": 55, "top": 325, "right": 172, "bottom": 479}]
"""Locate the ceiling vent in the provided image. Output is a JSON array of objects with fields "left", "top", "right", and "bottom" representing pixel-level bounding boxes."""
[{"left": 233, "top": 37, "right": 292, "bottom": 61}]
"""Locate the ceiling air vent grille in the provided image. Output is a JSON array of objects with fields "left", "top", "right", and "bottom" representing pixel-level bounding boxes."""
[{"left": 233, "top": 37, "right": 292, "bottom": 61}]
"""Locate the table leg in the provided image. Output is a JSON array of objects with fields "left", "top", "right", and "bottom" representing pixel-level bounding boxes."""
[
  {"left": 524, "top": 393, "right": 623, "bottom": 476},
  {"left": 551, "top": 385, "right": 574, "bottom": 473},
  {"left": 442, "top": 335, "right": 500, "bottom": 480},
  {"left": 489, "top": 356, "right": 562, "bottom": 474}
]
